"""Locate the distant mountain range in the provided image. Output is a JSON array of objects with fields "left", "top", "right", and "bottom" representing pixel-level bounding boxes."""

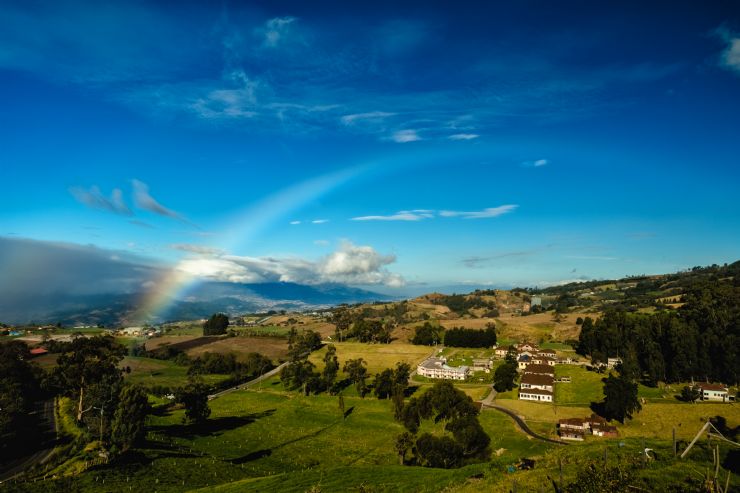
[{"left": 0, "top": 281, "right": 394, "bottom": 326}]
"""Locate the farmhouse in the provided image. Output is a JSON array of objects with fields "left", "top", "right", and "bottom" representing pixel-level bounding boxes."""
[
  {"left": 519, "top": 387, "right": 553, "bottom": 402},
  {"left": 698, "top": 383, "right": 730, "bottom": 402},
  {"left": 558, "top": 417, "right": 588, "bottom": 433},
  {"left": 558, "top": 414, "right": 619, "bottom": 440},
  {"left": 472, "top": 358, "right": 493, "bottom": 370},
  {"left": 494, "top": 345, "right": 514, "bottom": 358},
  {"left": 531, "top": 355, "right": 557, "bottom": 366},
  {"left": 535, "top": 349, "right": 557, "bottom": 358},
  {"left": 592, "top": 424, "right": 619, "bottom": 437},
  {"left": 606, "top": 357, "right": 622, "bottom": 369},
  {"left": 520, "top": 373, "right": 554, "bottom": 392},
  {"left": 417, "top": 357, "right": 470, "bottom": 380}
]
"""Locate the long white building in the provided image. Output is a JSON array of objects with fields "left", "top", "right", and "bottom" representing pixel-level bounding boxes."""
[{"left": 417, "top": 357, "right": 469, "bottom": 380}]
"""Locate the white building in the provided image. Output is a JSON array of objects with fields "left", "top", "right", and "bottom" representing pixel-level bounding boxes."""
[
  {"left": 417, "top": 358, "right": 469, "bottom": 380},
  {"left": 698, "top": 383, "right": 730, "bottom": 402},
  {"left": 519, "top": 388, "right": 553, "bottom": 402}
]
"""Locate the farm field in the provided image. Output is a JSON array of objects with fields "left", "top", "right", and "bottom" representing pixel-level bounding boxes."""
[
  {"left": 186, "top": 335, "right": 291, "bottom": 362},
  {"left": 122, "top": 356, "right": 230, "bottom": 389}
]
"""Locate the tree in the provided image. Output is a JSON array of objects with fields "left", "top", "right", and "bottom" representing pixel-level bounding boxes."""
[
  {"left": 343, "top": 358, "right": 368, "bottom": 397},
  {"left": 280, "top": 359, "right": 318, "bottom": 395},
  {"left": 53, "top": 336, "right": 126, "bottom": 422},
  {"left": 395, "top": 431, "right": 415, "bottom": 465},
  {"left": 445, "top": 415, "right": 490, "bottom": 459},
  {"left": 110, "top": 385, "right": 150, "bottom": 453},
  {"left": 0, "top": 341, "right": 41, "bottom": 446},
  {"left": 203, "top": 313, "right": 229, "bottom": 336},
  {"left": 411, "top": 322, "right": 443, "bottom": 346},
  {"left": 176, "top": 378, "right": 211, "bottom": 423},
  {"left": 322, "top": 344, "right": 339, "bottom": 388},
  {"left": 330, "top": 307, "right": 353, "bottom": 342},
  {"left": 415, "top": 434, "right": 463, "bottom": 468},
  {"left": 493, "top": 359, "right": 518, "bottom": 392},
  {"left": 373, "top": 369, "right": 395, "bottom": 399},
  {"left": 287, "top": 329, "right": 322, "bottom": 361},
  {"left": 601, "top": 373, "right": 641, "bottom": 423},
  {"left": 680, "top": 385, "right": 700, "bottom": 403}
]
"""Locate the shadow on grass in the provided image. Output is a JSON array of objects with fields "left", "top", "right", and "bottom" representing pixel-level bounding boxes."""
[
  {"left": 149, "top": 409, "right": 276, "bottom": 439},
  {"left": 230, "top": 448, "right": 272, "bottom": 464}
]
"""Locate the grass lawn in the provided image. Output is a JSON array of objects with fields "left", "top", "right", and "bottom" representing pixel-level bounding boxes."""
[{"left": 554, "top": 365, "right": 605, "bottom": 406}]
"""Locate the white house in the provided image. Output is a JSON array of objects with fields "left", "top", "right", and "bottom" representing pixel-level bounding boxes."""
[
  {"left": 698, "top": 383, "right": 730, "bottom": 402},
  {"left": 520, "top": 373, "right": 554, "bottom": 392}
]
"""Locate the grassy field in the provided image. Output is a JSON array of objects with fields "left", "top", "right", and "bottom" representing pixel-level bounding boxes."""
[
  {"left": 123, "top": 356, "right": 230, "bottom": 389},
  {"left": 186, "top": 336, "right": 291, "bottom": 362},
  {"left": 554, "top": 365, "right": 605, "bottom": 406},
  {"left": 309, "top": 341, "right": 433, "bottom": 375}
]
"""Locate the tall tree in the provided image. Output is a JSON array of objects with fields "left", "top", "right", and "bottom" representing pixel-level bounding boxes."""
[
  {"left": 176, "top": 377, "right": 211, "bottom": 424},
  {"left": 110, "top": 385, "right": 150, "bottom": 453},
  {"left": 601, "top": 373, "right": 641, "bottom": 423},
  {"left": 322, "top": 344, "right": 339, "bottom": 388},
  {"left": 53, "top": 336, "right": 126, "bottom": 422},
  {"left": 343, "top": 358, "right": 368, "bottom": 397}
]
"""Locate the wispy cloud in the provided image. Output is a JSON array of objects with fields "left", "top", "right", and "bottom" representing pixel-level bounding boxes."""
[
  {"left": 129, "top": 219, "right": 155, "bottom": 229},
  {"left": 289, "top": 220, "right": 301, "bottom": 225},
  {"left": 448, "top": 133, "right": 479, "bottom": 140},
  {"left": 462, "top": 250, "right": 537, "bottom": 268},
  {"left": 170, "top": 243, "right": 225, "bottom": 255},
  {"left": 69, "top": 186, "right": 132, "bottom": 216},
  {"left": 258, "top": 16, "right": 298, "bottom": 48},
  {"left": 565, "top": 255, "right": 617, "bottom": 261},
  {"left": 352, "top": 210, "right": 434, "bottom": 221},
  {"left": 439, "top": 205, "right": 518, "bottom": 219},
  {"left": 522, "top": 158, "right": 549, "bottom": 167},
  {"left": 311, "top": 219, "right": 329, "bottom": 224},
  {"left": 715, "top": 26, "right": 740, "bottom": 75},
  {"left": 341, "top": 111, "right": 396, "bottom": 125},
  {"left": 132, "top": 179, "right": 195, "bottom": 227},
  {"left": 391, "top": 129, "right": 421, "bottom": 143}
]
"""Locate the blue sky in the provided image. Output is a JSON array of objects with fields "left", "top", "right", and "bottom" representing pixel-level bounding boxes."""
[{"left": 1, "top": 0, "right": 739, "bottom": 293}]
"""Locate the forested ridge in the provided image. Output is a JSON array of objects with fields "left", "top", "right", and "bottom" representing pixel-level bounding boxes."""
[{"left": 577, "top": 268, "right": 739, "bottom": 385}]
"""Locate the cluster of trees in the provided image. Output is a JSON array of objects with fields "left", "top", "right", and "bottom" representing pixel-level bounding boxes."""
[
  {"left": 373, "top": 362, "right": 411, "bottom": 402},
  {"left": 0, "top": 341, "right": 44, "bottom": 457},
  {"left": 429, "top": 294, "right": 498, "bottom": 316},
  {"left": 188, "top": 351, "right": 273, "bottom": 380},
  {"left": 493, "top": 350, "right": 518, "bottom": 392},
  {"left": 51, "top": 336, "right": 150, "bottom": 454},
  {"left": 203, "top": 313, "right": 230, "bottom": 335},
  {"left": 350, "top": 319, "right": 393, "bottom": 343},
  {"left": 410, "top": 322, "right": 444, "bottom": 346},
  {"left": 443, "top": 324, "right": 497, "bottom": 348},
  {"left": 393, "top": 381, "right": 490, "bottom": 468},
  {"left": 280, "top": 330, "right": 330, "bottom": 395},
  {"left": 577, "top": 279, "right": 739, "bottom": 385},
  {"left": 329, "top": 307, "right": 393, "bottom": 343}
]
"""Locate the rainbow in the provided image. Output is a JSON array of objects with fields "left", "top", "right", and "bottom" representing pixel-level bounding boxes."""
[{"left": 131, "top": 163, "right": 368, "bottom": 322}]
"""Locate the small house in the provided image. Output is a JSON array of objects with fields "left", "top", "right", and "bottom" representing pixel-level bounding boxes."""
[{"left": 698, "top": 383, "right": 730, "bottom": 402}]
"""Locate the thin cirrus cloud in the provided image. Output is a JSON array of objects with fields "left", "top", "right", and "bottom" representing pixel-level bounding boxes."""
[
  {"left": 352, "top": 207, "right": 516, "bottom": 221},
  {"left": 448, "top": 133, "right": 479, "bottom": 141},
  {"left": 352, "top": 210, "right": 434, "bottom": 221},
  {"left": 311, "top": 219, "right": 329, "bottom": 224},
  {"left": 341, "top": 111, "right": 396, "bottom": 125},
  {"left": 439, "top": 205, "right": 518, "bottom": 219},
  {"left": 69, "top": 186, "right": 132, "bottom": 216},
  {"left": 391, "top": 129, "right": 421, "bottom": 143},
  {"left": 522, "top": 158, "right": 549, "bottom": 167},
  {"left": 257, "top": 16, "right": 298, "bottom": 48}
]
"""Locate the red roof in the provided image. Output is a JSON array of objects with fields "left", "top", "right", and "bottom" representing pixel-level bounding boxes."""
[
  {"left": 30, "top": 348, "right": 48, "bottom": 355},
  {"left": 699, "top": 383, "right": 728, "bottom": 392}
]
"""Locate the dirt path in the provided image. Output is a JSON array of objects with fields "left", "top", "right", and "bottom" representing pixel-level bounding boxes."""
[{"left": 208, "top": 361, "right": 289, "bottom": 400}]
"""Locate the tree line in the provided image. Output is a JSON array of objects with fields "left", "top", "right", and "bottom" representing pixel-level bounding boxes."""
[{"left": 443, "top": 324, "right": 497, "bottom": 348}]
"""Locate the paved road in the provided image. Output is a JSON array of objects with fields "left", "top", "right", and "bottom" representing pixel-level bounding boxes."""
[
  {"left": 0, "top": 399, "right": 58, "bottom": 482},
  {"left": 481, "top": 399, "right": 568, "bottom": 446},
  {"left": 208, "top": 361, "right": 289, "bottom": 400}
]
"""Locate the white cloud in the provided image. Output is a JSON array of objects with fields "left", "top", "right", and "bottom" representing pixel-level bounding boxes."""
[
  {"left": 341, "top": 111, "right": 396, "bottom": 125},
  {"left": 522, "top": 158, "right": 549, "bottom": 167},
  {"left": 258, "top": 16, "right": 298, "bottom": 48},
  {"left": 69, "top": 185, "right": 132, "bottom": 216},
  {"left": 439, "top": 205, "right": 518, "bottom": 219},
  {"left": 716, "top": 27, "right": 740, "bottom": 74},
  {"left": 448, "top": 133, "right": 479, "bottom": 140},
  {"left": 312, "top": 219, "right": 329, "bottom": 224},
  {"left": 290, "top": 220, "right": 301, "bottom": 225},
  {"left": 175, "top": 241, "right": 404, "bottom": 287},
  {"left": 352, "top": 210, "right": 434, "bottom": 221},
  {"left": 391, "top": 129, "right": 421, "bottom": 143}
]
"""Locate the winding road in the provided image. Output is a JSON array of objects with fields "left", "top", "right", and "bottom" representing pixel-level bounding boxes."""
[{"left": 208, "top": 361, "right": 289, "bottom": 400}]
